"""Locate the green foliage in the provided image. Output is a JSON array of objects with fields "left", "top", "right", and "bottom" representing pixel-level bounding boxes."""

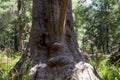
[
  {"left": 92, "top": 58, "right": 120, "bottom": 80},
  {"left": 0, "top": 0, "right": 32, "bottom": 51},
  {"left": 73, "top": 0, "right": 120, "bottom": 54},
  {"left": 0, "top": 51, "right": 119, "bottom": 80},
  {"left": 0, "top": 0, "right": 17, "bottom": 49},
  {"left": 0, "top": 50, "right": 20, "bottom": 80}
]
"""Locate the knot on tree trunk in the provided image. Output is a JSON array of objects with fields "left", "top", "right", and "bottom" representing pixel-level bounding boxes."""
[
  {"left": 48, "top": 55, "right": 74, "bottom": 67},
  {"left": 48, "top": 42, "right": 74, "bottom": 67},
  {"left": 51, "top": 42, "right": 64, "bottom": 50}
]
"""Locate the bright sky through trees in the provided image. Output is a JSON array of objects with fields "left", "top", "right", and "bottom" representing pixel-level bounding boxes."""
[
  {"left": 72, "top": 0, "right": 92, "bottom": 8},
  {"left": 82, "top": 0, "right": 92, "bottom": 7}
]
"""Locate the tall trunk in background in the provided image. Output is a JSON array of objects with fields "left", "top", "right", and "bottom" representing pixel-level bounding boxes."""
[
  {"left": 18, "top": 0, "right": 23, "bottom": 54},
  {"left": 10, "top": 0, "right": 101, "bottom": 80},
  {"left": 106, "top": 26, "right": 109, "bottom": 54},
  {"left": 14, "top": 23, "right": 19, "bottom": 51},
  {"left": 99, "top": 25, "right": 105, "bottom": 54}
]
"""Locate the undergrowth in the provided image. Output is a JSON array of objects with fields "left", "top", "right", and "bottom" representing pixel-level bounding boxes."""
[
  {"left": 0, "top": 50, "right": 20, "bottom": 80},
  {"left": 92, "top": 59, "right": 120, "bottom": 80},
  {"left": 0, "top": 50, "right": 120, "bottom": 80}
]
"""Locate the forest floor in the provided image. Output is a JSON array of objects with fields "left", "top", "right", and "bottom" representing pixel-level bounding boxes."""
[{"left": 0, "top": 50, "right": 120, "bottom": 80}]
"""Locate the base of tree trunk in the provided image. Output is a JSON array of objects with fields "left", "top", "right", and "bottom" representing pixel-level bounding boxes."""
[
  {"left": 9, "top": 56, "right": 101, "bottom": 80},
  {"left": 29, "top": 62, "right": 100, "bottom": 80}
]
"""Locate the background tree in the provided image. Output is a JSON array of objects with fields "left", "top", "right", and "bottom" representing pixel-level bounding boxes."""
[
  {"left": 73, "top": 0, "right": 120, "bottom": 54},
  {"left": 0, "top": 0, "right": 32, "bottom": 51},
  {"left": 0, "top": 0, "right": 17, "bottom": 50},
  {"left": 17, "top": 0, "right": 32, "bottom": 53}
]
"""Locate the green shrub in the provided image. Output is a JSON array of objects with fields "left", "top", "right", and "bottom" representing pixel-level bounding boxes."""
[
  {"left": 92, "top": 59, "right": 120, "bottom": 80},
  {"left": 0, "top": 50, "right": 20, "bottom": 80}
]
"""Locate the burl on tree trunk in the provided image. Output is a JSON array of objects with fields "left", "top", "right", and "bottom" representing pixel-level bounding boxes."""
[{"left": 9, "top": 0, "right": 101, "bottom": 80}]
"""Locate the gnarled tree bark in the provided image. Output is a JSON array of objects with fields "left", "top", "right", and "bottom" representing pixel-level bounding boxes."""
[{"left": 9, "top": 0, "right": 101, "bottom": 80}]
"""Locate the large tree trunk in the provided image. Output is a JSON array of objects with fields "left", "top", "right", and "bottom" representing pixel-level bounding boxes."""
[{"left": 10, "top": 0, "right": 101, "bottom": 80}]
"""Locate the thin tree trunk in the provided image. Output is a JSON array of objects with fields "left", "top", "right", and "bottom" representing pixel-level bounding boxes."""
[
  {"left": 14, "top": 23, "right": 18, "bottom": 51},
  {"left": 18, "top": 0, "right": 23, "bottom": 54},
  {"left": 106, "top": 26, "right": 109, "bottom": 54},
  {"left": 10, "top": 0, "right": 101, "bottom": 80}
]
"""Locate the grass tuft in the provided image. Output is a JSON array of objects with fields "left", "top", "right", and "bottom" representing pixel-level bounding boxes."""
[
  {"left": 92, "top": 58, "right": 120, "bottom": 80},
  {"left": 0, "top": 50, "right": 20, "bottom": 80}
]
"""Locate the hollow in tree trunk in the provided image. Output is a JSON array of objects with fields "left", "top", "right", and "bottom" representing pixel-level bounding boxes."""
[{"left": 10, "top": 0, "right": 101, "bottom": 80}]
